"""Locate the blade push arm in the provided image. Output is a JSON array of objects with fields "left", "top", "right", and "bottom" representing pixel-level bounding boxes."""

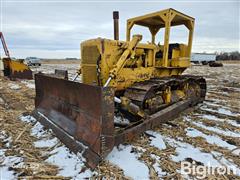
[
  {"left": 104, "top": 34, "right": 145, "bottom": 118},
  {"left": 104, "top": 34, "right": 142, "bottom": 87}
]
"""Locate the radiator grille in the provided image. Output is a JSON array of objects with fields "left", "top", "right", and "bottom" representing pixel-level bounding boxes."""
[{"left": 81, "top": 45, "right": 100, "bottom": 84}]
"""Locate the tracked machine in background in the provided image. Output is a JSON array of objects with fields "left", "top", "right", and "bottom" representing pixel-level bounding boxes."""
[
  {"left": 0, "top": 32, "right": 32, "bottom": 80},
  {"left": 33, "top": 9, "right": 206, "bottom": 168}
]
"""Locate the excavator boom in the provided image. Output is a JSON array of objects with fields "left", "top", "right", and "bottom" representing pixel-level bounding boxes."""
[{"left": 0, "top": 32, "right": 10, "bottom": 58}]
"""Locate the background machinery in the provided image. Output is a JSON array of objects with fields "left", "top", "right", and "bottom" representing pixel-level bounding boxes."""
[
  {"left": 33, "top": 9, "right": 206, "bottom": 168},
  {"left": 0, "top": 32, "right": 32, "bottom": 79}
]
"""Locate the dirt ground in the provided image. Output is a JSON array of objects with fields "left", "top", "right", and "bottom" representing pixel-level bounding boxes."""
[
  {"left": 41, "top": 59, "right": 79, "bottom": 64},
  {"left": 0, "top": 63, "right": 239, "bottom": 179}
]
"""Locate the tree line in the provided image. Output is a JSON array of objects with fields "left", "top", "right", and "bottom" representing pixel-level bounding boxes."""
[{"left": 216, "top": 51, "right": 240, "bottom": 60}]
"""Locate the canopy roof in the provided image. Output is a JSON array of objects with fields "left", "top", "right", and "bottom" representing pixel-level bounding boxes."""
[{"left": 127, "top": 8, "right": 194, "bottom": 29}]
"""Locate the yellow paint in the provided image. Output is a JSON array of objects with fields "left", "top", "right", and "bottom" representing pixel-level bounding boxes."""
[
  {"left": 175, "top": 90, "right": 185, "bottom": 99},
  {"left": 3, "top": 58, "right": 31, "bottom": 73},
  {"left": 163, "top": 87, "right": 171, "bottom": 104},
  {"left": 80, "top": 8, "right": 194, "bottom": 91}
]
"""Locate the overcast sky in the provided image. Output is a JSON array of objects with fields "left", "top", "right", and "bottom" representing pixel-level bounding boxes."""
[{"left": 0, "top": 0, "right": 239, "bottom": 58}]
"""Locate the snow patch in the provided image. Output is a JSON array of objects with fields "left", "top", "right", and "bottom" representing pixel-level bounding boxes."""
[
  {"left": 106, "top": 144, "right": 149, "bottom": 179},
  {"left": 0, "top": 166, "right": 16, "bottom": 180},
  {"left": 200, "top": 106, "right": 239, "bottom": 117},
  {"left": 201, "top": 114, "right": 224, "bottom": 122},
  {"left": 31, "top": 122, "right": 47, "bottom": 138},
  {"left": 201, "top": 114, "right": 240, "bottom": 128},
  {"left": 165, "top": 136, "right": 240, "bottom": 176},
  {"left": 150, "top": 154, "right": 167, "bottom": 176},
  {"left": 8, "top": 83, "right": 21, "bottom": 90},
  {"left": 185, "top": 116, "right": 240, "bottom": 138},
  {"left": 211, "top": 151, "right": 240, "bottom": 176},
  {"left": 191, "top": 121, "right": 240, "bottom": 138},
  {"left": 46, "top": 146, "right": 92, "bottom": 179},
  {"left": 34, "top": 137, "right": 58, "bottom": 148},
  {"left": 0, "top": 150, "right": 23, "bottom": 180},
  {"left": 167, "top": 138, "right": 222, "bottom": 166},
  {"left": 146, "top": 130, "right": 166, "bottom": 150},
  {"left": 21, "top": 80, "right": 35, "bottom": 89},
  {"left": 19, "top": 115, "right": 36, "bottom": 123},
  {"left": 232, "top": 149, "right": 240, "bottom": 156},
  {"left": 0, "top": 131, "right": 12, "bottom": 148},
  {"left": 218, "top": 108, "right": 239, "bottom": 116},
  {"left": 186, "top": 128, "right": 237, "bottom": 154},
  {"left": 19, "top": 115, "right": 94, "bottom": 179}
]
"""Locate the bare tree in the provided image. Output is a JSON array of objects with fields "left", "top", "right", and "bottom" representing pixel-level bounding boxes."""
[{"left": 216, "top": 51, "right": 240, "bottom": 60}]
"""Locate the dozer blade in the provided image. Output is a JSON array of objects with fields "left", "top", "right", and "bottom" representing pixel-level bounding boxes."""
[
  {"left": 3, "top": 58, "right": 33, "bottom": 79},
  {"left": 32, "top": 73, "right": 115, "bottom": 169},
  {"left": 32, "top": 73, "right": 206, "bottom": 169}
]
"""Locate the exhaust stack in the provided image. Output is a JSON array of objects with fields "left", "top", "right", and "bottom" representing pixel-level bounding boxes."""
[{"left": 113, "top": 11, "right": 119, "bottom": 40}]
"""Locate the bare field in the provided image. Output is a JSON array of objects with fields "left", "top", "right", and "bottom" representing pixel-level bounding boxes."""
[
  {"left": 40, "top": 59, "right": 240, "bottom": 65},
  {"left": 217, "top": 60, "right": 240, "bottom": 64},
  {"left": 41, "top": 59, "right": 80, "bottom": 64},
  {"left": 0, "top": 63, "right": 239, "bottom": 179}
]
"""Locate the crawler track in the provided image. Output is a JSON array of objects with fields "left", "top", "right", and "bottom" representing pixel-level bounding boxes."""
[{"left": 124, "top": 75, "right": 206, "bottom": 115}]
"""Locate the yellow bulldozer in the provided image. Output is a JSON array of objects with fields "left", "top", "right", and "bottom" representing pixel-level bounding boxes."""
[
  {"left": 33, "top": 8, "right": 206, "bottom": 168},
  {"left": 0, "top": 32, "right": 32, "bottom": 80}
]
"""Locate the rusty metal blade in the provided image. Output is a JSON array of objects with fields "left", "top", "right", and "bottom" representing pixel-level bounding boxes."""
[{"left": 33, "top": 73, "right": 115, "bottom": 169}]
